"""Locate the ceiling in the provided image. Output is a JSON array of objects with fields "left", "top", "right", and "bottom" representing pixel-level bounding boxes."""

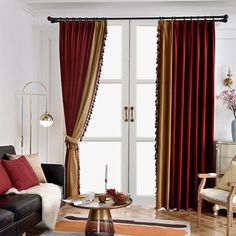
[
  {"left": 21, "top": 0, "right": 231, "bottom": 2},
  {"left": 17, "top": 0, "right": 236, "bottom": 16}
]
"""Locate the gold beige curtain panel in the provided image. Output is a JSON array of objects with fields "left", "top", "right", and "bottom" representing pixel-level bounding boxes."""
[
  {"left": 59, "top": 20, "right": 107, "bottom": 197},
  {"left": 155, "top": 21, "right": 173, "bottom": 209}
]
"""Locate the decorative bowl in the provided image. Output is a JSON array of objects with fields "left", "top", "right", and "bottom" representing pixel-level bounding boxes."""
[{"left": 113, "top": 193, "right": 130, "bottom": 205}]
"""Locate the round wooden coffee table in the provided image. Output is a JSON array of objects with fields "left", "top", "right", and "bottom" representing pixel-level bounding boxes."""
[{"left": 68, "top": 195, "right": 132, "bottom": 236}]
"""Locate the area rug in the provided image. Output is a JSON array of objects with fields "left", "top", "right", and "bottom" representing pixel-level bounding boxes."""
[{"left": 41, "top": 213, "right": 190, "bottom": 236}]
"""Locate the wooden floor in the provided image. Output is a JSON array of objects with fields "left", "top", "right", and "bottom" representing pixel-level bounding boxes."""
[{"left": 58, "top": 204, "right": 236, "bottom": 236}]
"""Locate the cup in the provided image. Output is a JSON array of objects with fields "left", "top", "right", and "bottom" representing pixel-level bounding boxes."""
[
  {"left": 98, "top": 195, "right": 106, "bottom": 203},
  {"left": 85, "top": 192, "right": 95, "bottom": 201}
]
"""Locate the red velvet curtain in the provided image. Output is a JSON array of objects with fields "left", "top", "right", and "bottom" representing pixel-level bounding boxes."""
[
  {"left": 60, "top": 21, "right": 94, "bottom": 142},
  {"left": 169, "top": 20, "right": 215, "bottom": 209},
  {"left": 59, "top": 21, "right": 95, "bottom": 194},
  {"left": 59, "top": 21, "right": 107, "bottom": 197}
]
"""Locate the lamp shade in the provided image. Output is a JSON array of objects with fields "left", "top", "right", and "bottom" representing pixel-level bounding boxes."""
[{"left": 39, "top": 112, "right": 53, "bottom": 127}]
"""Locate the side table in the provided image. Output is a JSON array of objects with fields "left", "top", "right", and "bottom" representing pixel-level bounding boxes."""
[{"left": 67, "top": 195, "right": 132, "bottom": 236}]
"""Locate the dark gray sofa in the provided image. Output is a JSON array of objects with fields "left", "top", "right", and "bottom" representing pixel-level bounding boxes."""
[{"left": 0, "top": 145, "right": 65, "bottom": 236}]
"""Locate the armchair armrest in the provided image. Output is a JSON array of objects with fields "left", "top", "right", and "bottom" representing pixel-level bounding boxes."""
[
  {"left": 198, "top": 173, "right": 224, "bottom": 179},
  {"left": 198, "top": 173, "right": 224, "bottom": 195},
  {"left": 41, "top": 163, "right": 66, "bottom": 197},
  {"left": 228, "top": 181, "right": 236, "bottom": 187}
]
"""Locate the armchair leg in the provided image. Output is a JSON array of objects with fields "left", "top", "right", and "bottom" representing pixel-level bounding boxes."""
[
  {"left": 197, "top": 198, "right": 202, "bottom": 227},
  {"left": 227, "top": 210, "right": 232, "bottom": 236}
]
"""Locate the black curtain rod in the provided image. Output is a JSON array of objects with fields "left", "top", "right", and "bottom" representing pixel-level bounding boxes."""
[{"left": 47, "top": 14, "right": 228, "bottom": 23}]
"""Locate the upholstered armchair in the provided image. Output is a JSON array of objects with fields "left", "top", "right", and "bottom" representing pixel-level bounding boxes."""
[{"left": 197, "top": 156, "right": 236, "bottom": 236}]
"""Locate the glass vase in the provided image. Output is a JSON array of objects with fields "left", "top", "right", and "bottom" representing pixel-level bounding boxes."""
[{"left": 231, "top": 119, "right": 236, "bottom": 141}]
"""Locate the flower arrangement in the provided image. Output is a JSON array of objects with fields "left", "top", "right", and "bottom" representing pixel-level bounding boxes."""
[
  {"left": 216, "top": 88, "right": 236, "bottom": 119},
  {"left": 106, "top": 188, "right": 130, "bottom": 205}
]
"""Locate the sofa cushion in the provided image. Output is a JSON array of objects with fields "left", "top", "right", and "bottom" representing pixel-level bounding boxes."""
[
  {"left": 0, "top": 194, "right": 41, "bottom": 221},
  {"left": 2, "top": 157, "right": 39, "bottom": 190},
  {"left": 0, "top": 209, "right": 14, "bottom": 230},
  {"left": 0, "top": 161, "right": 12, "bottom": 194},
  {"left": 7, "top": 153, "right": 47, "bottom": 183}
]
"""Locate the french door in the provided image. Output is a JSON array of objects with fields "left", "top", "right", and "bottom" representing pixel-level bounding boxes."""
[{"left": 80, "top": 20, "right": 157, "bottom": 205}]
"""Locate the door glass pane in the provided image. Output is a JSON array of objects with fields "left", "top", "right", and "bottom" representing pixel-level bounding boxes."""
[
  {"left": 136, "top": 26, "right": 157, "bottom": 80},
  {"left": 136, "top": 84, "right": 155, "bottom": 137},
  {"left": 101, "top": 26, "right": 122, "bottom": 80},
  {"left": 85, "top": 84, "right": 122, "bottom": 137},
  {"left": 80, "top": 142, "right": 121, "bottom": 194},
  {"left": 136, "top": 142, "right": 155, "bottom": 195}
]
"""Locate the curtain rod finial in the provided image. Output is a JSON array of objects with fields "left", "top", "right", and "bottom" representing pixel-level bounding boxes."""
[
  {"left": 47, "top": 16, "right": 56, "bottom": 23},
  {"left": 223, "top": 14, "right": 228, "bottom": 23}
]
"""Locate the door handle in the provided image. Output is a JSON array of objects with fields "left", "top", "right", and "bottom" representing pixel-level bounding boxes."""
[
  {"left": 124, "top": 106, "right": 129, "bottom": 122},
  {"left": 130, "top": 107, "right": 135, "bottom": 122}
]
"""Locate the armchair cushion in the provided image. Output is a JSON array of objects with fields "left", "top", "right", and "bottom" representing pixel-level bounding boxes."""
[
  {"left": 216, "top": 161, "right": 236, "bottom": 191},
  {"left": 200, "top": 188, "right": 236, "bottom": 204}
]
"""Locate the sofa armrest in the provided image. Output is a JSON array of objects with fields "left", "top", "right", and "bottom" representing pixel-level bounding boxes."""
[{"left": 41, "top": 164, "right": 66, "bottom": 197}]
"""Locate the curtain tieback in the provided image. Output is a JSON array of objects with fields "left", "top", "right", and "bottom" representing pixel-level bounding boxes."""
[{"left": 65, "top": 135, "right": 79, "bottom": 150}]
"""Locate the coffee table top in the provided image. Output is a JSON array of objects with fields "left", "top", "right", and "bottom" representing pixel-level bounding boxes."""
[{"left": 66, "top": 194, "right": 132, "bottom": 210}]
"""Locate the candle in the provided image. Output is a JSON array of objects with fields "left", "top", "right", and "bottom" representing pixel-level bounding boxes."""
[
  {"left": 105, "top": 164, "right": 108, "bottom": 180},
  {"left": 105, "top": 164, "right": 108, "bottom": 193}
]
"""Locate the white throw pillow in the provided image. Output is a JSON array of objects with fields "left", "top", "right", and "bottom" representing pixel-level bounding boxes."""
[
  {"left": 216, "top": 161, "right": 236, "bottom": 191},
  {"left": 7, "top": 153, "right": 47, "bottom": 183}
]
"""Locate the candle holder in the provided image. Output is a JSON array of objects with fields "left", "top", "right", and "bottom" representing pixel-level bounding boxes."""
[{"left": 105, "top": 178, "right": 108, "bottom": 193}]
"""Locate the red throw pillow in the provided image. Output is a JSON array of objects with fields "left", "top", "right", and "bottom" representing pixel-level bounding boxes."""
[
  {"left": 2, "top": 156, "right": 39, "bottom": 191},
  {"left": 0, "top": 161, "right": 12, "bottom": 194}
]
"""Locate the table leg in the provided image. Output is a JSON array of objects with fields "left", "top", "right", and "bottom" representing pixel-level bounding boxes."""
[{"left": 85, "top": 209, "right": 114, "bottom": 236}]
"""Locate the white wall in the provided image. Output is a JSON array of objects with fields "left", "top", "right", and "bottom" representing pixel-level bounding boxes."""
[
  {"left": 215, "top": 18, "right": 236, "bottom": 140},
  {"left": 0, "top": 0, "right": 33, "bottom": 153}
]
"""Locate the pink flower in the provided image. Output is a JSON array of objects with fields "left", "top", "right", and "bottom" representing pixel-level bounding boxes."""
[{"left": 217, "top": 88, "right": 236, "bottom": 118}]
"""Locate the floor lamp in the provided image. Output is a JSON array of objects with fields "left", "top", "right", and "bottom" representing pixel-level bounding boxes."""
[{"left": 21, "top": 81, "right": 53, "bottom": 154}]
